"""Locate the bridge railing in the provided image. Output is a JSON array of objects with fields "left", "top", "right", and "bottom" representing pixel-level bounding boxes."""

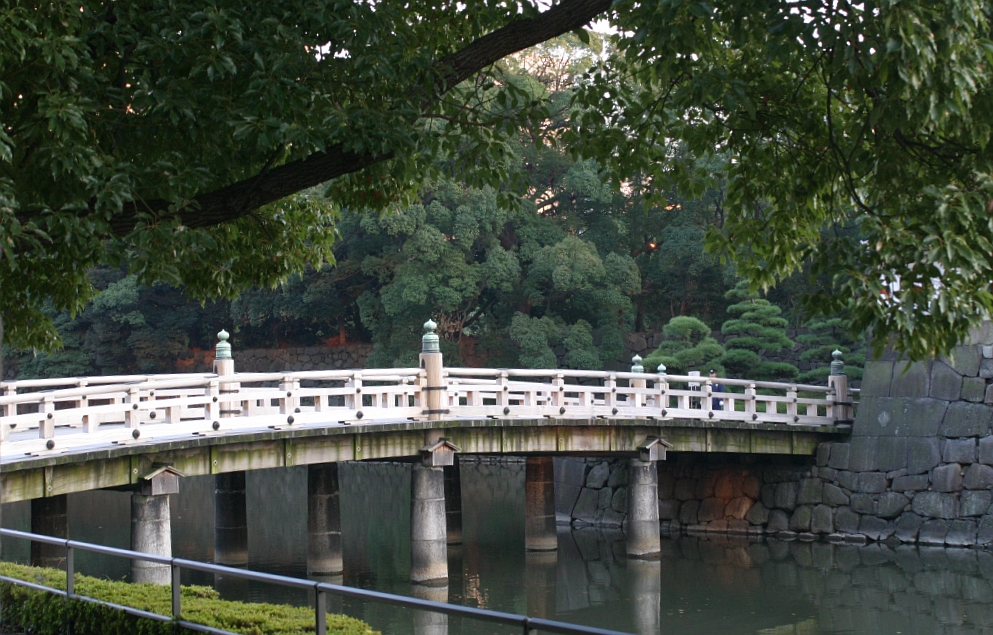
[{"left": 0, "top": 324, "right": 854, "bottom": 458}]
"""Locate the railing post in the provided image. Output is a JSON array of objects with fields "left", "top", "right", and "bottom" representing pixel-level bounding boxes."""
[
  {"left": 828, "top": 350, "right": 851, "bottom": 423},
  {"left": 214, "top": 330, "right": 240, "bottom": 421},
  {"left": 171, "top": 562, "right": 182, "bottom": 621},
  {"left": 656, "top": 363, "right": 668, "bottom": 414},
  {"left": 745, "top": 382, "right": 757, "bottom": 422},
  {"left": 314, "top": 586, "right": 328, "bottom": 635},
  {"left": 39, "top": 394, "right": 55, "bottom": 439},
  {"left": 420, "top": 320, "right": 445, "bottom": 422},
  {"left": 631, "top": 356, "right": 645, "bottom": 409}
]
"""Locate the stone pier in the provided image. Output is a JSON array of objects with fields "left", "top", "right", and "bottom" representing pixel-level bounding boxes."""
[
  {"left": 626, "top": 459, "right": 660, "bottom": 557},
  {"left": 131, "top": 493, "right": 172, "bottom": 584},
  {"left": 629, "top": 558, "right": 661, "bottom": 635},
  {"left": 307, "top": 463, "right": 343, "bottom": 576},
  {"left": 525, "top": 456, "right": 557, "bottom": 552},
  {"left": 214, "top": 471, "right": 248, "bottom": 566},
  {"left": 411, "top": 583, "right": 449, "bottom": 635},
  {"left": 443, "top": 459, "right": 463, "bottom": 546},
  {"left": 525, "top": 550, "right": 557, "bottom": 619},
  {"left": 411, "top": 464, "right": 447, "bottom": 584},
  {"left": 30, "top": 495, "right": 67, "bottom": 569}
]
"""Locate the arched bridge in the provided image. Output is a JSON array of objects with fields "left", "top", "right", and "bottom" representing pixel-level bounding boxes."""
[
  {"left": 0, "top": 322, "right": 857, "bottom": 590},
  {"left": 0, "top": 325, "right": 855, "bottom": 503}
]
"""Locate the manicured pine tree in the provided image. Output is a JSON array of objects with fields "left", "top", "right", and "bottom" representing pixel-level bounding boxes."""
[
  {"left": 720, "top": 281, "right": 799, "bottom": 380},
  {"left": 796, "top": 317, "right": 866, "bottom": 384},
  {"left": 642, "top": 316, "right": 725, "bottom": 375}
]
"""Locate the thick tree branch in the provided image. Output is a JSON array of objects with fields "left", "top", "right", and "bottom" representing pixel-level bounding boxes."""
[{"left": 112, "top": 0, "right": 612, "bottom": 235}]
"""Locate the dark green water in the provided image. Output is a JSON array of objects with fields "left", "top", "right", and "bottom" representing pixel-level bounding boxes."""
[{"left": 4, "top": 460, "right": 993, "bottom": 635}]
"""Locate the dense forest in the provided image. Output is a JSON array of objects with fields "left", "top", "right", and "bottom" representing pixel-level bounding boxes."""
[{"left": 3, "top": 37, "right": 865, "bottom": 382}]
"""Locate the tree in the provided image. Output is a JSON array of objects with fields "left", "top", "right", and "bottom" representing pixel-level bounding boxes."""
[
  {"left": 0, "top": 0, "right": 613, "bottom": 372},
  {"left": 568, "top": 0, "right": 993, "bottom": 360},
  {"left": 6, "top": 0, "right": 990, "bottom": 371},
  {"left": 720, "top": 282, "right": 799, "bottom": 381},
  {"left": 642, "top": 316, "right": 725, "bottom": 375},
  {"left": 796, "top": 318, "right": 867, "bottom": 385}
]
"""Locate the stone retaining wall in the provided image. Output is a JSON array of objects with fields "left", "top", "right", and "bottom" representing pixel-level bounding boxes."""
[{"left": 556, "top": 325, "right": 993, "bottom": 546}]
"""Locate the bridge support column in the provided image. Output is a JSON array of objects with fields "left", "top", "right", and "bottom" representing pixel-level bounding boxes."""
[
  {"left": 307, "top": 463, "right": 343, "bottom": 576},
  {"left": 30, "top": 495, "right": 67, "bottom": 569},
  {"left": 214, "top": 471, "right": 248, "bottom": 566},
  {"left": 411, "top": 464, "right": 447, "bottom": 585},
  {"left": 626, "top": 459, "right": 661, "bottom": 558},
  {"left": 443, "top": 457, "right": 462, "bottom": 546},
  {"left": 629, "top": 558, "right": 661, "bottom": 635},
  {"left": 525, "top": 550, "right": 557, "bottom": 618},
  {"left": 411, "top": 583, "right": 448, "bottom": 635},
  {"left": 131, "top": 493, "right": 172, "bottom": 584},
  {"left": 525, "top": 456, "right": 557, "bottom": 552}
]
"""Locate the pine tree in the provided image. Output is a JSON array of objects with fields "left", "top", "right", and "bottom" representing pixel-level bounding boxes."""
[
  {"left": 642, "top": 316, "right": 725, "bottom": 375},
  {"left": 797, "top": 317, "right": 866, "bottom": 384},
  {"left": 720, "top": 282, "right": 798, "bottom": 380}
]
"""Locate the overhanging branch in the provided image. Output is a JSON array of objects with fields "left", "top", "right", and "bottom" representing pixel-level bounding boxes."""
[{"left": 112, "top": 0, "right": 612, "bottom": 235}]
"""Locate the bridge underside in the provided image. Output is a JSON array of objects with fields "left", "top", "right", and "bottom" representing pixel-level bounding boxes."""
[{"left": 0, "top": 418, "right": 847, "bottom": 503}]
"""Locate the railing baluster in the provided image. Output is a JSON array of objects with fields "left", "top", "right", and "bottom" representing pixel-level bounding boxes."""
[
  {"left": 171, "top": 562, "right": 182, "bottom": 621},
  {"left": 315, "top": 586, "right": 327, "bottom": 635}
]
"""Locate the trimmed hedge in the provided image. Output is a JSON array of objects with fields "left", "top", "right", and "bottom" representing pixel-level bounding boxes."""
[{"left": 0, "top": 562, "right": 378, "bottom": 635}]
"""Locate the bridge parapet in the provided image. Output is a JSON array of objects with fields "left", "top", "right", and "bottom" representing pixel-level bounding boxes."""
[{"left": 0, "top": 327, "right": 855, "bottom": 460}]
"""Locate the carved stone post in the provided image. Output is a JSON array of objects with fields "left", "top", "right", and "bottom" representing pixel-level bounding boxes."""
[
  {"left": 410, "top": 463, "right": 448, "bottom": 584},
  {"left": 626, "top": 459, "right": 661, "bottom": 558},
  {"left": 828, "top": 350, "right": 852, "bottom": 422}
]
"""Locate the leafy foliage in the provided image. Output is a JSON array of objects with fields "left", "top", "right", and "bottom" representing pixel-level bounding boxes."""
[
  {"left": 569, "top": 0, "right": 993, "bottom": 359},
  {"left": 642, "top": 316, "right": 725, "bottom": 375},
  {"left": 720, "top": 282, "right": 799, "bottom": 380}
]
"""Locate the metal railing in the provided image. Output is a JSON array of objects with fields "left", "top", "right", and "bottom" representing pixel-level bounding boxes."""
[{"left": 0, "top": 528, "right": 630, "bottom": 635}]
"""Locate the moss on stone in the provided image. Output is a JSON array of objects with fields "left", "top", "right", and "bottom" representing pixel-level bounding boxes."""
[{"left": 0, "top": 562, "right": 377, "bottom": 635}]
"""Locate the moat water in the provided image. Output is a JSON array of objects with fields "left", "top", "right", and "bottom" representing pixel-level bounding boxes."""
[{"left": 3, "top": 460, "right": 993, "bottom": 635}]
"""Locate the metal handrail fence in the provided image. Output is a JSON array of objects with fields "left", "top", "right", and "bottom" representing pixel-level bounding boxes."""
[{"left": 0, "top": 528, "right": 631, "bottom": 635}]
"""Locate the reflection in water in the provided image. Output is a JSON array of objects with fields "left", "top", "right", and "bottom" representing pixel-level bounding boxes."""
[{"left": 4, "top": 459, "right": 993, "bottom": 634}]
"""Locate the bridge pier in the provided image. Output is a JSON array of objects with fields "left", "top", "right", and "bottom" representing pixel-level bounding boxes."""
[
  {"left": 307, "top": 463, "right": 343, "bottom": 576},
  {"left": 214, "top": 471, "right": 248, "bottom": 566},
  {"left": 525, "top": 456, "right": 557, "bottom": 552},
  {"left": 629, "top": 558, "right": 661, "bottom": 635},
  {"left": 525, "top": 550, "right": 557, "bottom": 619},
  {"left": 411, "top": 583, "right": 449, "bottom": 635},
  {"left": 131, "top": 493, "right": 171, "bottom": 584},
  {"left": 30, "top": 495, "right": 67, "bottom": 569},
  {"left": 443, "top": 457, "right": 462, "bottom": 546},
  {"left": 410, "top": 463, "right": 447, "bottom": 585},
  {"left": 626, "top": 459, "right": 661, "bottom": 558}
]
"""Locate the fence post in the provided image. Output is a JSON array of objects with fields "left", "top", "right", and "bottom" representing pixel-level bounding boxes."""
[
  {"left": 631, "top": 355, "right": 645, "bottom": 409},
  {"left": 828, "top": 350, "right": 851, "bottom": 423},
  {"left": 214, "top": 330, "right": 241, "bottom": 421},
  {"left": 420, "top": 320, "right": 445, "bottom": 422}
]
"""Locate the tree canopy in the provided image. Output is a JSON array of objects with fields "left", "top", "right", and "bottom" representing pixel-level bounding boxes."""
[{"left": 3, "top": 0, "right": 992, "bottom": 365}]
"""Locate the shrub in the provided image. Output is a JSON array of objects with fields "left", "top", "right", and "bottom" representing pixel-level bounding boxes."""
[{"left": 0, "top": 562, "right": 377, "bottom": 635}]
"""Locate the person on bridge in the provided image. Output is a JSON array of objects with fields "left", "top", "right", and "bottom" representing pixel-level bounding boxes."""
[{"left": 710, "top": 369, "right": 725, "bottom": 411}]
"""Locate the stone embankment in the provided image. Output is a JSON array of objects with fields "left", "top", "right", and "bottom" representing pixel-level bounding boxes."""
[{"left": 557, "top": 327, "right": 993, "bottom": 546}]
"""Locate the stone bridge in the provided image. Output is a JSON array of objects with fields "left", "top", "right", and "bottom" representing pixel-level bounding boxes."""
[{"left": 0, "top": 321, "right": 853, "bottom": 586}]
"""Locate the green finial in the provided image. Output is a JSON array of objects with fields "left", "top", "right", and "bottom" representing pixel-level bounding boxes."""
[
  {"left": 631, "top": 354, "right": 644, "bottom": 373},
  {"left": 830, "top": 349, "right": 844, "bottom": 375},
  {"left": 656, "top": 362, "right": 666, "bottom": 374},
  {"left": 216, "top": 329, "right": 232, "bottom": 360},
  {"left": 421, "top": 319, "right": 440, "bottom": 353}
]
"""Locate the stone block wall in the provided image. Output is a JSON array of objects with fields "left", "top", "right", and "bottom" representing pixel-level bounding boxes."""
[
  {"left": 554, "top": 323, "right": 993, "bottom": 546},
  {"left": 554, "top": 458, "right": 632, "bottom": 528}
]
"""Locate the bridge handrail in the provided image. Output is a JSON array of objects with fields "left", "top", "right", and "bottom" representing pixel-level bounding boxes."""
[
  {"left": 0, "top": 373, "right": 216, "bottom": 392},
  {"left": 444, "top": 368, "right": 836, "bottom": 393},
  {"left": 0, "top": 528, "right": 631, "bottom": 635}
]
